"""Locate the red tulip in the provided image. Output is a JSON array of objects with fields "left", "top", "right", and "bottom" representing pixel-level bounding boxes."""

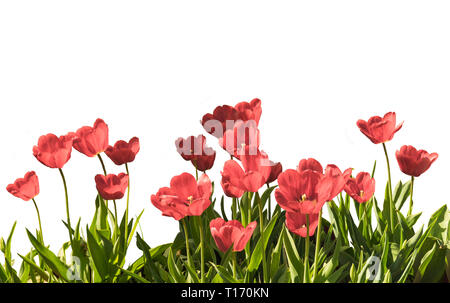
[
  {"left": 201, "top": 98, "right": 262, "bottom": 138},
  {"left": 219, "top": 120, "right": 260, "bottom": 158},
  {"left": 175, "top": 135, "right": 216, "bottom": 171},
  {"left": 220, "top": 148, "right": 271, "bottom": 197},
  {"left": 344, "top": 172, "right": 375, "bottom": 203},
  {"left": 71, "top": 118, "right": 109, "bottom": 157},
  {"left": 275, "top": 159, "right": 351, "bottom": 215},
  {"left": 33, "top": 133, "right": 73, "bottom": 168},
  {"left": 285, "top": 211, "right": 319, "bottom": 238},
  {"left": 95, "top": 173, "right": 129, "bottom": 200},
  {"left": 210, "top": 218, "right": 257, "bottom": 252},
  {"left": 151, "top": 173, "right": 212, "bottom": 220},
  {"left": 105, "top": 137, "right": 140, "bottom": 165},
  {"left": 395, "top": 145, "right": 438, "bottom": 177},
  {"left": 357, "top": 112, "right": 403, "bottom": 144},
  {"left": 6, "top": 171, "right": 40, "bottom": 201},
  {"left": 266, "top": 161, "right": 283, "bottom": 184}
]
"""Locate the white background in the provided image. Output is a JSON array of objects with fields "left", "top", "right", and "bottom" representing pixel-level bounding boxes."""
[{"left": 1, "top": 1, "right": 449, "bottom": 267}]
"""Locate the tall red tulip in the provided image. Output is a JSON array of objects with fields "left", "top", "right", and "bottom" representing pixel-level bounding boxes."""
[
  {"left": 151, "top": 173, "right": 212, "bottom": 221},
  {"left": 357, "top": 112, "right": 403, "bottom": 144},
  {"left": 71, "top": 118, "right": 109, "bottom": 157},
  {"left": 344, "top": 172, "right": 375, "bottom": 203},
  {"left": 105, "top": 137, "right": 140, "bottom": 165},
  {"left": 220, "top": 148, "right": 271, "bottom": 197},
  {"left": 395, "top": 145, "right": 438, "bottom": 177},
  {"left": 95, "top": 173, "right": 129, "bottom": 200},
  {"left": 6, "top": 171, "right": 40, "bottom": 201},
  {"left": 33, "top": 133, "right": 73, "bottom": 168},
  {"left": 209, "top": 218, "right": 257, "bottom": 252},
  {"left": 285, "top": 211, "right": 319, "bottom": 238},
  {"left": 175, "top": 135, "right": 216, "bottom": 172},
  {"left": 201, "top": 98, "right": 262, "bottom": 138}
]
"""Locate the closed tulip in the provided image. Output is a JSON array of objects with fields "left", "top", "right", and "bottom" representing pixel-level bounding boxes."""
[
  {"left": 6, "top": 171, "right": 40, "bottom": 201},
  {"left": 395, "top": 145, "right": 438, "bottom": 177},
  {"left": 209, "top": 218, "right": 257, "bottom": 252},
  {"left": 71, "top": 118, "right": 109, "bottom": 157},
  {"left": 175, "top": 135, "right": 216, "bottom": 172},
  {"left": 33, "top": 133, "right": 73, "bottom": 168},
  {"left": 95, "top": 173, "right": 129, "bottom": 200},
  {"left": 105, "top": 137, "right": 140, "bottom": 165}
]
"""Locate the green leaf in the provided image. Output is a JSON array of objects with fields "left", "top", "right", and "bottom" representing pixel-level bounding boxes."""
[
  {"left": 18, "top": 254, "right": 49, "bottom": 282},
  {"left": 282, "top": 226, "right": 303, "bottom": 282},
  {"left": 26, "top": 229, "right": 70, "bottom": 282},
  {"left": 211, "top": 263, "right": 239, "bottom": 283},
  {"left": 86, "top": 227, "right": 109, "bottom": 281},
  {"left": 167, "top": 247, "right": 185, "bottom": 283},
  {"left": 116, "top": 265, "right": 150, "bottom": 283},
  {"left": 248, "top": 212, "right": 279, "bottom": 272}
]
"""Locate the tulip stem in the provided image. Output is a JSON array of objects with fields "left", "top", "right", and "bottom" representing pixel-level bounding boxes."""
[
  {"left": 256, "top": 193, "right": 268, "bottom": 283},
  {"left": 97, "top": 154, "right": 107, "bottom": 175},
  {"left": 32, "top": 198, "right": 44, "bottom": 244},
  {"left": 182, "top": 219, "right": 193, "bottom": 269},
  {"left": 197, "top": 216, "right": 205, "bottom": 283},
  {"left": 125, "top": 163, "right": 130, "bottom": 244},
  {"left": 304, "top": 214, "right": 310, "bottom": 283},
  {"left": 232, "top": 197, "right": 237, "bottom": 220},
  {"left": 266, "top": 184, "right": 272, "bottom": 220},
  {"left": 382, "top": 143, "right": 395, "bottom": 233},
  {"left": 312, "top": 210, "right": 322, "bottom": 282},
  {"left": 58, "top": 168, "right": 73, "bottom": 248},
  {"left": 232, "top": 251, "right": 237, "bottom": 280},
  {"left": 408, "top": 176, "right": 414, "bottom": 217}
]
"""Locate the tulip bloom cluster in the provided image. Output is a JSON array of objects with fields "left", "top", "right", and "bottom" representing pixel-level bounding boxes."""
[{"left": 3, "top": 98, "right": 446, "bottom": 284}]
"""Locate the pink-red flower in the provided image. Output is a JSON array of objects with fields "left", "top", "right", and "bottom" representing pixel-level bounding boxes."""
[
  {"left": 357, "top": 112, "right": 403, "bottom": 144},
  {"left": 210, "top": 218, "right": 257, "bottom": 252},
  {"left": 33, "top": 133, "right": 73, "bottom": 168},
  {"left": 285, "top": 211, "right": 319, "bottom": 238},
  {"left": 266, "top": 161, "right": 283, "bottom": 184},
  {"left": 95, "top": 173, "right": 129, "bottom": 200},
  {"left": 175, "top": 135, "right": 216, "bottom": 172},
  {"left": 275, "top": 159, "right": 351, "bottom": 215},
  {"left": 105, "top": 137, "right": 140, "bottom": 165},
  {"left": 71, "top": 118, "right": 109, "bottom": 157},
  {"left": 395, "top": 145, "right": 438, "bottom": 177},
  {"left": 220, "top": 148, "right": 271, "bottom": 197},
  {"left": 151, "top": 173, "right": 212, "bottom": 221},
  {"left": 6, "top": 171, "right": 40, "bottom": 201},
  {"left": 219, "top": 120, "right": 260, "bottom": 158},
  {"left": 201, "top": 98, "right": 262, "bottom": 138},
  {"left": 344, "top": 172, "right": 375, "bottom": 203}
]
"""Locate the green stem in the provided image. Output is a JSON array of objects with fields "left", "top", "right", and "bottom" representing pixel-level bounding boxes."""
[
  {"left": 232, "top": 197, "right": 237, "bottom": 220},
  {"left": 32, "top": 198, "right": 44, "bottom": 244},
  {"left": 382, "top": 143, "right": 395, "bottom": 233},
  {"left": 267, "top": 184, "right": 272, "bottom": 220},
  {"left": 408, "top": 176, "right": 414, "bottom": 217},
  {"left": 125, "top": 163, "right": 130, "bottom": 242},
  {"left": 182, "top": 219, "right": 193, "bottom": 268},
  {"left": 197, "top": 216, "right": 205, "bottom": 283},
  {"left": 58, "top": 168, "right": 73, "bottom": 248},
  {"left": 304, "top": 214, "right": 310, "bottom": 283},
  {"left": 97, "top": 154, "right": 107, "bottom": 175},
  {"left": 312, "top": 210, "right": 322, "bottom": 282},
  {"left": 232, "top": 251, "right": 237, "bottom": 280},
  {"left": 257, "top": 193, "right": 268, "bottom": 283}
]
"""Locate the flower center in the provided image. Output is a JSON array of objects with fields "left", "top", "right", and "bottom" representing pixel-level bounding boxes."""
[
  {"left": 187, "top": 196, "right": 194, "bottom": 204},
  {"left": 359, "top": 190, "right": 364, "bottom": 198}
]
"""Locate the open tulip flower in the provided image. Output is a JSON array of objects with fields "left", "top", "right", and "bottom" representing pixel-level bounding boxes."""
[
  {"left": 175, "top": 135, "right": 216, "bottom": 172},
  {"left": 344, "top": 172, "right": 375, "bottom": 203},
  {"left": 210, "top": 218, "right": 257, "bottom": 252},
  {"left": 6, "top": 171, "right": 40, "bottom": 201},
  {"left": 266, "top": 160, "right": 283, "bottom": 184},
  {"left": 71, "top": 118, "right": 109, "bottom": 157},
  {"left": 396, "top": 145, "right": 439, "bottom": 177},
  {"left": 33, "top": 133, "right": 73, "bottom": 168},
  {"left": 275, "top": 159, "right": 351, "bottom": 215},
  {"left": 221, "top": 148, "right": 271, "bottom": 197},
  {"left": 105, "top": 137, "right": 140, "bottom": 166},
  {"left": 151, "top": 173, "right": 212, "bottom": 220},
  {"left": 95, "top": 173, "right": 129, "bottom": 200},
  {"left": 357, "top": 112, "right": 403, "bottom": 144},
  {"left": 201, "top": 98, "right": 262, "bottom": 138}
]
